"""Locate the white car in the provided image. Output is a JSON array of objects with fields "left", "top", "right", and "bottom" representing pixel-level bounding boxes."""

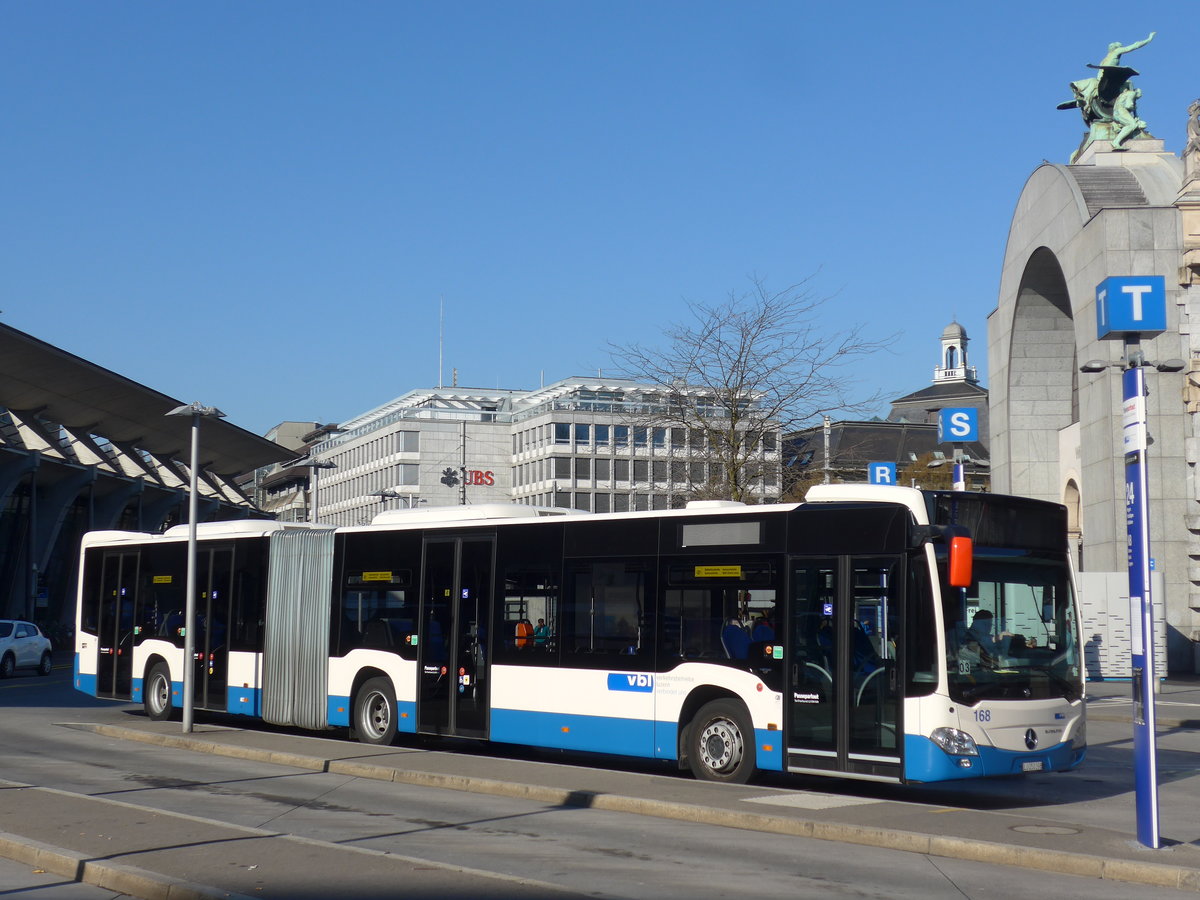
[{"left": 0, "top": 619, "right": 53, "bottom": 677}]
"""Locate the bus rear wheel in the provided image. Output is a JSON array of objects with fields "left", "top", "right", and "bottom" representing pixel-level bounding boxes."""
[
  {"left": 353, "top": 677, "right": 398, "bottom": 746},
  {"left": 687, "top": 699, "right": 756, "bottom": 784},
  {"left": 144, "top": 662, "right": 175, "bottom": 721}
]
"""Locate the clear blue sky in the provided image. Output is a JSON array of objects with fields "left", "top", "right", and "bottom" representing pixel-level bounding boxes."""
[{"left": 2, "top": 3, "right": 1193, "bottom": 436}]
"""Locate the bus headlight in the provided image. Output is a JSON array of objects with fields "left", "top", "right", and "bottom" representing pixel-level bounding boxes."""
[{"left": 930, "top": 726, "right": 979, "bottom": 756}]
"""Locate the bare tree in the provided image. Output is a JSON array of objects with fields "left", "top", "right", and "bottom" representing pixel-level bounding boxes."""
[
  {"left": 898, "top": 452, "right": 955, "bottom": 492},
  {"left": 610, "top": 277, "right": 892, "bottom": 503}
]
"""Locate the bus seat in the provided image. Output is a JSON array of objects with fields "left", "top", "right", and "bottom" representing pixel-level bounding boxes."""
[
  {"left": 362, "top": 619, "right": 392, "bottom": 649},
  {"left": 721, "top": 622, "right": 751, "bottom": 659}
]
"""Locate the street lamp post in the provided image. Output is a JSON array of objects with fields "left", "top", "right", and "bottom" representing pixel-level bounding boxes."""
[
  {"left": 368, "top": 490, "right": 423, "bottom": 519},
  {"left": 310, "top": 461, "right": 334, "bottom": 523},
  {"left": 369, "top": 489, "right": 402, "bottom": 518},
  {"left": 927, "top": 452, "right": 990, "bottom": 491},
  {"left": 285, "top": 458, "right": 336, "bottom": 523},
  {"left": 164, "top": 402, "right": 225, "bottom": 734}
]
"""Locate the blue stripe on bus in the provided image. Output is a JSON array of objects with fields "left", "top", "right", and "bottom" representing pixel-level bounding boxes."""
[
  {"left": 74, "top": 659, "right": 96, "bottom": 696},
  {"left": 489, "top": 709, "right": 784, "bottom": 771},
  {"left": 904, "top": 734, "right": 1085, "bottom": 781},
  {"left": 492, "top": 708, "right": 657, "bottom": 757},
  {"left": 754, "top": 730, "right": 784, "bottom": 771},
  {"left": 229, "top": 687, "right": 261, "bottom": 717},
  {"left": 328, "top": 695, "right": 348, "bottom": 726},
  {"left": 396, "top": 700, "right": 417, "bottom": 732}
]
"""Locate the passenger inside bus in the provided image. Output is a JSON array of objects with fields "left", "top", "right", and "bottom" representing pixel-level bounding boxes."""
[
  {"left": 962, "top": 609, "right": 1036, "bottom": 666},
  {"left": 514, "top": 619, "right": 533, "bottom": 649}
]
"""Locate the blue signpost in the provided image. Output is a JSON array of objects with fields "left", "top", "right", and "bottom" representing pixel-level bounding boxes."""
[
  {"left": 1094, "top": 274, "right": 1165, "bottom": 850},
  {"left": 1123, "top": 364, "right": 1160, "bottom": 849},
  {"left": 938, "top": 408, "right": 978, "bottom": 492}
]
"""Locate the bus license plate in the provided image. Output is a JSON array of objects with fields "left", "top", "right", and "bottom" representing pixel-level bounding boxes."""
[{"left": 1021, "top": 760, "right": 1044, "bottom": 772}]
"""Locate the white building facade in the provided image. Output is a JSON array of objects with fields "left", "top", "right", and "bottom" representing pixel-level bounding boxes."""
[{"left": 306, "top": 377, "right": 782, "bottom": 527}]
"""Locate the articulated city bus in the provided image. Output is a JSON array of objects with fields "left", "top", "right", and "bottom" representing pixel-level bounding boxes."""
[{"left": 74, "top": 485, "right": 1084, "bottom": 784}]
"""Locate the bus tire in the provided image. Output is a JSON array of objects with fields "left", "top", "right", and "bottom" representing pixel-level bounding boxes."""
[
  {"left": 144, "top": 662, "right": 175, "bottom": 721},
  {"left": 353, "top": 677, "right": 398, "bottom": 746},
  {"left": 687, "top": 699, "right": 756, "bottom": 784}
]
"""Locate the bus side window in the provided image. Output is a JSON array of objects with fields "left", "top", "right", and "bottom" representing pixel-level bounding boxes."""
[
  {"left": 495, "top": 523, "right": 564, "bottom": 666},
  {"left": 561, "top": 560, "right": 654, "bottom": 670}
]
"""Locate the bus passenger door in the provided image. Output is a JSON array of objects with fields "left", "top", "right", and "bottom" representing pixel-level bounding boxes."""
[
  {"left": 788, "top": 556, "right": 901, "bottom": 780},
  {"left": 418, "top": 536, "right": 493, "bottom": 738},
  {"left": 97, "top": 551, "right": 139, "bottom": 699},
  {"left": 194, "top": 548, "right": 232, "bottom": 712}
]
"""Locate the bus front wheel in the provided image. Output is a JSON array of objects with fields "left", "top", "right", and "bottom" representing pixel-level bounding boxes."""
[
  {"left": 353, "top": 677, "right": 398, "bottom": 746},
  {"left": 144, "top": 663, "right": 175, "bottom": 721},
  {"left": 687, "top": 699, "right": 756, "bottom": 784}
]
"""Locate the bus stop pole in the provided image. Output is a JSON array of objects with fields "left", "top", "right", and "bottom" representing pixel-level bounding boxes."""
[{"left": 1123, "top": 361, "right": 1161, "bottom": 848}]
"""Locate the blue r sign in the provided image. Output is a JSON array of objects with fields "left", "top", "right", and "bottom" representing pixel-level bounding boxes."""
[{"left": 868, "top": 462, "right": 896, "bottom": 484}]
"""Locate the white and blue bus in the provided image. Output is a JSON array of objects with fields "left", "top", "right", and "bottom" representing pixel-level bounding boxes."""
[{"left": 74, "top": 485, "right": 1084, "bottom": 785}]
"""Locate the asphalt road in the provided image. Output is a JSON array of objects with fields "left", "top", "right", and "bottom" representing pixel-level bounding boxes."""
[{"left": 1, "top": 663, "right": 1199, "bottom": 899}]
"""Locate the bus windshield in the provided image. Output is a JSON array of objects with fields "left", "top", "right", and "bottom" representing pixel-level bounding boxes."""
[{"left": 940, "top": 549, "right": 1082, "bottom": 705}]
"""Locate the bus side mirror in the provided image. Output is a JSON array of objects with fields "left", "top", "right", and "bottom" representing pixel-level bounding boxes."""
[{"left": 948, "top": 535, "right": 973, "bottom": 588}]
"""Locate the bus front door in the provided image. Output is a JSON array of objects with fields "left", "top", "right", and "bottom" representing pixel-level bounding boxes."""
[
  {"left": 788, "top": 556, "right": 902, "bottom": 780},
  {"left": 418, "top": 536, "right": 493, "bottom": 738},
  {"left": 96, "top": 551, "right": 139, "bottom": 699}
]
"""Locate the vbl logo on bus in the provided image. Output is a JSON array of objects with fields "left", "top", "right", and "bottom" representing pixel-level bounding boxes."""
[{"left": 607, "top": 673, "right": 654, "bottom": 692}]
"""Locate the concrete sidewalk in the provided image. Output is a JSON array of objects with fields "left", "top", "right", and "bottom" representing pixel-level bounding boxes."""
[
  {"left": 1, "top": 706, "right": 1198, "bottom": 900},
  {"left": 1084, "top": 677, "right": 1200, "bottom": 727}
]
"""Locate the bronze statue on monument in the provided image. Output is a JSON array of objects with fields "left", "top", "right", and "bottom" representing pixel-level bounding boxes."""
[{"left": 1058, "top": 32, "right": 1155, "bottom": 162}]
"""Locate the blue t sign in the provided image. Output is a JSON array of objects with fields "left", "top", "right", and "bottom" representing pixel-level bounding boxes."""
[
  {"left": 868, "top": 462, "right": 896, "bottom": 485},
  {"left": 938, "top": 408, "right": 978, "bottom": 443},
  {"left": 1096, "top": 276, "right": 1166, "bottom": 339}
]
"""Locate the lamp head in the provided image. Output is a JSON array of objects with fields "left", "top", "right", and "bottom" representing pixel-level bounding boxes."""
[{"left": 165, "top": 402, "right": 226, "bottom": 418}]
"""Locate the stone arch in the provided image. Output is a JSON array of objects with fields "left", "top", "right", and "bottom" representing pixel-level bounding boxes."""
[
  {"left": 1063, "top": 478, "right": 1082, "bottom": 568},
  {"left": 1005, "top": 246, "right": 1078, "bottom": 499}
]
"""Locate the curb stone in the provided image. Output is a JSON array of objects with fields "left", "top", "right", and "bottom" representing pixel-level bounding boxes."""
[{"left": 0, "top": 829, "right": 254, "bottom": 900}]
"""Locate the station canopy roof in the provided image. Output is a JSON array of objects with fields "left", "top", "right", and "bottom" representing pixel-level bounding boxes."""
[{"left": 0, "top": 322, "right": 295, "bottom": 476}]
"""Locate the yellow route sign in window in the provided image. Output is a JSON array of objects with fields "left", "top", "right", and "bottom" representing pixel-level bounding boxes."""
[{"left": 694, "top": 565, "right": 743, "bottom": 578}]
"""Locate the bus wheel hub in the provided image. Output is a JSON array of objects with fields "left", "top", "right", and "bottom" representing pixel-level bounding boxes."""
[{"left": 700, "top": 719, "right": 742, "bottom": 771}]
